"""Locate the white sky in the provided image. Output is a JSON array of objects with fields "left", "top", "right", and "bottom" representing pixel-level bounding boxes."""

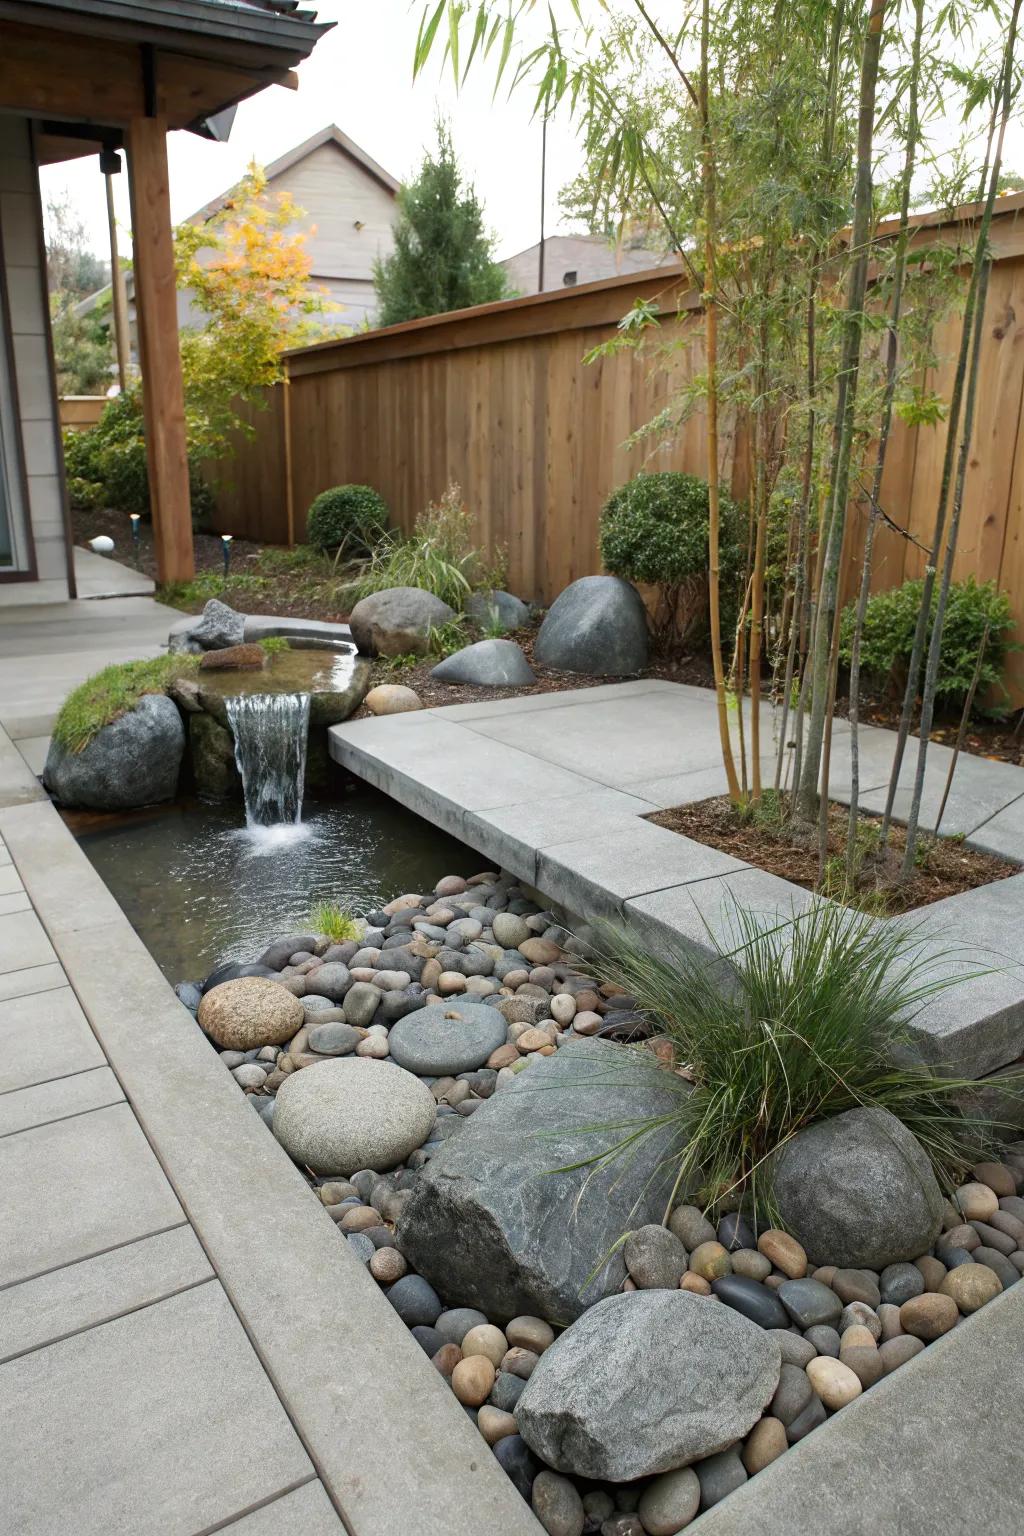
[
  {"left": 39, "top": 0, "right": 585, "bottom": 264},
  {"left": 38, "top": 0, "right": 1023, "bottom": 265}
]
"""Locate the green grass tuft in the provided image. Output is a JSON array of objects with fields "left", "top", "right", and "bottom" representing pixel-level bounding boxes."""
[
  {"left": 586, "top": 899, "right": 1021, "bottom": 1223},
  {"left": 309, "top": 900, "right": 362, "bottom": 944},
  {"left": 257, "top": 636, "right": 291, "bottom": 655},
  {"left": 52, "top": 655, "right": 199, "bottom": 754}
]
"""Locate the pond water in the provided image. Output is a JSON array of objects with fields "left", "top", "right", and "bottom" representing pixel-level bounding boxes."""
[{"left": 75, "top": 790, "right": 480, "bottom": 986}]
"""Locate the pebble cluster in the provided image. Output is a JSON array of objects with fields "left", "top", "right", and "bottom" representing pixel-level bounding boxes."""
[{"left": 177, "top": 871, "right": 1024, "bottom": 1535}]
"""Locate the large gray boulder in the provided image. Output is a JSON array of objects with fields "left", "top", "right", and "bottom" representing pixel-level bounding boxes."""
[
  {"left": 772, "top": 1106, "right": 944, "bottom": 1268},
  {"left": 430, "top": 639, "right": 535, "bottom": 687},
  {"left": 44, "top": 693, "right": 185, "bottom": 810},
  {"left": 516, "top": 1290, "right": 781, "bottom": 1481},
  {"left": 395, "top": 1040, "right": 690, "bottom": 1322},
  {"left": 273, "top": 1058, "right": 436, "bottom": 1175},
  {"left": 535, "top": 575, "right": 648, "bottom": 676},
  {"left": 349, "top": 587, "right": 455, "bottom": 657},
  {"left": 465, "top": 590, "right": 531, "bottom": 633},
  {"left": 169, "top": 598, "right": 246, "bottom": 653}
]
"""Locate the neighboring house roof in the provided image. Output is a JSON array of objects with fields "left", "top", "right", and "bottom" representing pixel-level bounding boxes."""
[{"left": 502, "top": 233, "right": 676, "bottom": 296}]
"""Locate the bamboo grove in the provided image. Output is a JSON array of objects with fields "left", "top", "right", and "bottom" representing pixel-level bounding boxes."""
[{"left": 416, "top": 0, "right": 1023, "bottom": 892}]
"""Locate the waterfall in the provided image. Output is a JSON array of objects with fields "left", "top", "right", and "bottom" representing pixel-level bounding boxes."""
[{"left": 226, "top": 692, "right": 311, "bottom": 828}]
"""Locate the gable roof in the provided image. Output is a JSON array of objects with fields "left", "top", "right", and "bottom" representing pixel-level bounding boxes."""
[{"left": 185, "top": 123, "right": 400, "bottom": 226}]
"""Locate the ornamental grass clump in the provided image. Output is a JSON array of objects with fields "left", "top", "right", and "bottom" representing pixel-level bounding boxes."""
[
  {"left": 52, "top": 655, "right": 199, "bottom": 754},
  {"left": 342, "top": 483, "right": 504, "bottom": 611},
  {"left": 309, "top": 900, "right": 362, "bottom": 944},
  {"left": 585, "top": 900, "right": 1015, "bottom": 1222}
]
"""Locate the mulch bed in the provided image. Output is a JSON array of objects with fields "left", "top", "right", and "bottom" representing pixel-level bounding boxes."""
[{"left": 648, "top": 795, "right": 1019, "bottom": 915}]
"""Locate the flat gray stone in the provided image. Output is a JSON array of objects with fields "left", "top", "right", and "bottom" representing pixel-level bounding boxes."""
[
  {"left": 0, "top": 1064, "right": 123, "bottom": 1137},
  {"left": 387, "top": 1000, "right": 508, "bottom": 1074},
  {"left": 0, "top": 1100, "right": 184, "bottom": 1287},
  {"left": 0, "top": 985, "right": 105, "bottom": 1093},
  {"left": 431, "top": 639, "right": 536, "bottom": 687},
  {"left": 516, "top": 1290, "right": 780, "bottom": 1480},
  {"left": 273, "top": 1058, "right": 436, "bottom": 1175},
  {"left": 0, "top": 1283, "right": 312, "bottom": 1536},
  {"left": 0, "top": 1225, "right": 213, "bottom": 1363}
]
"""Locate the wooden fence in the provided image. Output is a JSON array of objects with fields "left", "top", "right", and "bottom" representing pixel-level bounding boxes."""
[{"left": 207, "top": 192, "right": 1024, "bottom": 699}]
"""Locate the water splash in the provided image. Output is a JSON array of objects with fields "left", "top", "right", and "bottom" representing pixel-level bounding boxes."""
[{"left": 226, "top": 692, "right": 311, "bottom": 827}]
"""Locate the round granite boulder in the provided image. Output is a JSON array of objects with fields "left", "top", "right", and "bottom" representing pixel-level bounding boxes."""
[
  {"left": 534, "top": 575, "right": 649, "bottom": 676},
  {"left": 465, "top": 590, "right": 531, "bottom": 633},
  {"left": 388, "top": 1001, "right": 509, "bottom": 1075},
  {"left": 197, "top": 975, "right": 303, "bottom": 1050},
  {"left": 772, "top": 1107, "right": 944, "bottom": 1268},
  {"left": 349, "top": 587, "right": 455, "bottom": 658},
  {"left": 516, "top": 1290, "right": 780, "bottom": 1481},
  {"left": 273, "top": 1058, "right": 436, "bottom": 1174},
  {"left": 44, "top": 693, "right": 185, "bottom": 811}
]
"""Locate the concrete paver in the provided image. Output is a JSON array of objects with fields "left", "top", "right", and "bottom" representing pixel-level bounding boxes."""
[
  {"left": 220, "top": 1481, "right": 346, "bottom": 1534},
  {"left": 0, "top": 1225, "right": 213, "bottom": 1364},
  {"left": 0, "top": 907, "right": 57, "bottom": 972},
  {"left": 0, "top": 1064, "right": 124, "bottom": 1137},
  {"left": 0, "top": 961, "right": 66, "bottom": 1003},
  {"left": 1, "top": 1282, "right": 313, "bottom": 1536},
  {"left": 0, "top": 986, "right": 105, "bottom": 1092},
  {"left": 1, "top": 1100, "right": 184, "bottom": 1286}
]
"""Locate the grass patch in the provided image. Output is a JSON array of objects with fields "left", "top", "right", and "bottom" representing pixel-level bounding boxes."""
[
  {"left": 53, "top": 655, "right": 199, "bottom": 754},
  {"left": 586, "top": 900, "right": 1018, "bottom": 1222},
  {"left": 156, "top": 569, "right": 268, "bottom": 608},
  {"left": 257, "top": 636, "right": 291, "bottom": 655},
  {"left": 309, "top": 900, "right": 362, "bottom": 944}
]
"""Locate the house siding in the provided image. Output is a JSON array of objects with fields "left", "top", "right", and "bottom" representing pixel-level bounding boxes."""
[{"left": 0, "top": 113, "right": 70, "bottom": 603}]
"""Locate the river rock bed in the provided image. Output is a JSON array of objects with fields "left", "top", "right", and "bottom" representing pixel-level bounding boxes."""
[{"left": 176, "top": 870, "right": 1024, "bottom": 1534}]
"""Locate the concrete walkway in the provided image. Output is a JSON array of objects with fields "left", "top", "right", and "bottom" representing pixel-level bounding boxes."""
[{"left": 329, "top": 680, "right": 1024, "bottom": 1079}]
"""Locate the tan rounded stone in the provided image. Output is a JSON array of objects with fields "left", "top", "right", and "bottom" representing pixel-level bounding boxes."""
[
  {"left": 571, "top": 1010, "right": 602, "bottom": 1036},
  {"left": 806, "top": 1355, "right": 863, "bottom": 1409},
  {"left": 939, "top": 1264, "right": 1002, "bottom": 1314},
  {"left": 365, "top": 684, "right": 423, "bottom": 716},
  {"left": 506, "top": 1315, "right": 555, "bottom": 1353},
  {"left": 913, "top": 1256, "right": 947, "bottom": 1292},
  {"left": 757, "top": 1229, "right": 808, "bottom": 1279},
  {"left": 339, "top": 1205, "right": 382, "bottom": 1232},
  {"left": 420, "top": 958, "right": 442, "bottom": 990},
  {"left": 839, "top": 1324, "right": 877, "bottom": 1351},
  {"left": 197, "top": 977, "right": 304, "bottom": 1050},
  {"left": 518, "top": 937, "right": 560, "bottom": 965},
  {"left": 550, "top": 994, "right": 577, "bottom": 1025},
  {"left": 955, "top": 1181, "right": 1000, "bottom": 1222},
  {"left": 355, "top": 1036, "right": 389, "bottom": 1059},
  {"left": 432, "top": 1343, "right": 463, "bottom": 1378},
  {"left": 437, "top": 971, "right": 467, "bottom": 995},
  {"left": 972, "top": 1161, "right": 1017, "bottom": 1197},
  {"left": 690, "top": 1241, "right": 732, "bottom": 1281},
  {"left": 839, "top": 1344, "right": 884, "bottom": 1389},
  {"left": 369, "top": 1247, "right": 407, "bottom": 1284},
  {"left": 742, "top": 1416, "right": 788, "bottom": 1474},
  {"left": 731, "top": 1249, "right": 772, "bottom": 1282},
  {"left": 461, "top": 1323, "right": 508, "bottom": 1367},
  {"left": 900, "top": 1292, "right": 959, "bottom": 1340},
  {"left": 502, "top": 1347, "right": 539, "bottom": 1379},
  {"left": 487, "top": 1043, "right": 520, "bottom": 1070},
  {"left": 477, "top": 1406, "right": 519, "bottom": 1446},
  {"left": 451, "top": 1355, "right": 495, "bottom": 1406},
  {"left": 680, "top": 1271, "right": 712, "bottom": 1295},
  {"left": 517, "top": 1027, "right": 554, "bottom": 1053}
]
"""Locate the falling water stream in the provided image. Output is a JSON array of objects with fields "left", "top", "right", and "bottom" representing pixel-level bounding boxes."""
[{"left": 226, "top": 691, "right": 312, "bottom": 828}]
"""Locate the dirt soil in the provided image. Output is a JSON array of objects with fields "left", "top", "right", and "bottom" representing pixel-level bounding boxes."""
[{"left": 648, "top": 795, "right": 1019, "bottom": 915}]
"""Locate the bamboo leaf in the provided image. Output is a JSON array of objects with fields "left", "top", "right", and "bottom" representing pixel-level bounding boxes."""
[{"left": 413, "top": 0, "right": 447, "bottom": 79}]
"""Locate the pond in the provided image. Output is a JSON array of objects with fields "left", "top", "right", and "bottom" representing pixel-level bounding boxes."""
[{"left": 74, "top": 789, "right": 480, "bottom": 986}]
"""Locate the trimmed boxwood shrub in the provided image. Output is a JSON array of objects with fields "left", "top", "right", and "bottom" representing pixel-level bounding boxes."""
[
  {"left": 599, "top": 470, "right": 742, "bottom": 648},
  {"left": 306, "top": 484, "right": 390, "bottom": 557},
  {"left": 838, "top": 575, "right": 1014, "bottom": 711}
]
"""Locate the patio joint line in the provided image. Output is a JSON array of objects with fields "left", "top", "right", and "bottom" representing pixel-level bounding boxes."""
[
  {"left": 191, "top": 1474, "right": 323, "bottom": 1536},
  {"left": 0, "top": 1274, "right": 216, "bottom": 1366},
  {"left": 0, "top": 1093, "right": 126, "bottom": 1138},
  {"left": 0, "top": 1062, "right": 113, "bottom": 1099},
  {"left": 0, "top": 1220, "right": 192, "bottom": 1293},
  {"left": 962, "top": 787, "right": 1024, "bottom": 839}
]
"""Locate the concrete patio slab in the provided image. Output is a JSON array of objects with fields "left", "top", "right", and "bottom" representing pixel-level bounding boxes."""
[
  {"left": 472, "top": 787, "right": 660, "bottom": 885},
  {"left": 0, "top": 1100, "right": 184, "bottom": 1286},
  {"left": 0, "top": 889, "right": 31, "bottom": 914},
  {"left": 0, "top": 1282, "right": 313, "bottom": 1536},
  {"left": 538, "top": 821, "right": 747, "bottom": 921},
  {"left": 0, "top": 907, "right": 57, "bottom": 972},
  {"left": 221, "top": 1481, "right": 344, "bottom": 1534},
  {"left": 72, "top": 544, "right": 155, "bottom": 597},
  {"left": 428, "top": 676, "right": 681, "bottom": 721},
  {"left": 0, "top": 985, "right": 105, "bottom": 1092},
  {"left": 0, "top": 1064, "right": 124, "bottom": 1137},
  {"left": 964, "top": 792, "right": 1024, "bottom": 860},
  {"left": 626, "top": 866, "right": 820, "bottom": 954},
  {"left": 15, "top": 734, "right": 50, "bottom": 775},
  {"left": 0, "top": 1224, "right": 213, "bottom": 1364},
  {"left": 0, "top": 961, "right": 66, "bottom": 1003},
  {"left": 0, "top": 862, "right": 23, "bottom": 894}
]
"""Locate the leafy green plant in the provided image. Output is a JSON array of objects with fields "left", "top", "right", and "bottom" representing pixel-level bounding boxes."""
[
  {"left": 343, "top": 483, "right": 501, "bottom": 611},
  {"left": 426, "top": 616, "right": 468, "bottom": 657},
  {"left": 599, "top": 471, "right": 742, "bottom": 649},
  {"left": 63, "top": 393, "right": 215, "bottom": 527},
  {"left": 306, "top": 484, "right": 391, "bottom": 558},
  {"left": 309, "top": 900, "right": 362, "bottom": 944},
  {"left": 839, "top": 576, "right": 1014, "bottom": 710},
  {"left": 586, "top": 900, "right": 1012, "bottom": 1222},
  {"left": 257, "top": 636, "right": 290, "bottom": 655},
  {"left": 156, "top": 569, "right": 267, "bottom": 609},
  {"left": 53, "top": 655, "right": 199, "bottom": 754}
]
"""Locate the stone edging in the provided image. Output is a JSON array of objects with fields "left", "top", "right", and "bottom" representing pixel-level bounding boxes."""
[{"left": 0, "top": 792, "right": 542, "bottom": 1536}]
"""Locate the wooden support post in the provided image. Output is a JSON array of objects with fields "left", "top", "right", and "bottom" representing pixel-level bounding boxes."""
[
  {"left": 105, "top": 171, "right": 131, "bottom": 391},
  {"left": 126, "top": 114, "right": 194, "bottom": 584}
]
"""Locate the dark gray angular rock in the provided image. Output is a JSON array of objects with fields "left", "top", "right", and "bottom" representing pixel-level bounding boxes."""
[
  {"left": 465, "top": 589, "right": 532, "bottom": 633},
  {"left": 534, "top": 575, "right": 648, "bottom": 676},
  {"left": 410, "top": 1325, "right": 443, "bottom": 1356},
  {"left": 430, "top": 638, "right": 536, "bottom": 687},
  {"left": 174, "top": 981, "right": 202, "bottom": 1016},
  {"left": 777, "top": 1278, "right": 843, "bottom": 1330},
  {"left": 772, "top": 1107, "right": 944, "bottom": 1268},
  {"left": 490, "top": 1371, "right": 527, "bottom": 1412},
  {"left": 803, "top": 1325, "right": 841, "bottom": 1358},
  {"left": 349, "top": 587, "right": 455, "bottom": 658},
  {"left": 44, "top": 693, "right": 185, "bottom": 811},
  {"left": 879, "top": 1262, "right": 925, "bottom": 1306},
  {"left": 171, "top": 598, "right": 246, "bottom": 652},
  {"left": 396, "top": 1041, "right": 689, "bottom": 1321},
  {"left": 516, "top": 1291, "right": 781, "bottom": 1481},
  {"left": 785, "top": 1392, "right": 827, "bottom": 1443},
  {"left": 717, "top": 1213, "right": 757, "bottom": 1252},
  {"left": 388, "top": 1001, "right": 508, "bottom": 1075},
  {"left": 624, "top": 1224, "right": 689, "bottom": 1289},
  {"left": 711, "top": 1274, "right": 789, "bottom": 1330}
]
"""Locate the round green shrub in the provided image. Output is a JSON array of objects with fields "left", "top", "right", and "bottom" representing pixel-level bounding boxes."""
[{"left": 306, "top": 484, "right": 390, "bottom": 556}]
